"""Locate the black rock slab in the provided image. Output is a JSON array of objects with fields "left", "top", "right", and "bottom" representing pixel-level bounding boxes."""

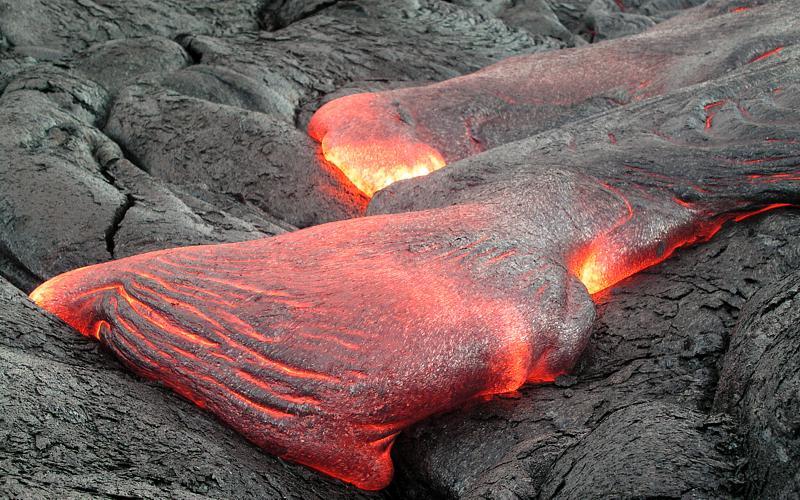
[
  {"left": 714, "top": 270, "right": 800, "bottom": 498},
  {"left": 451, "top": 0, "right": 706, "bottom": 44},
  {"left": 103, "top": 159, "right": 286, "bottom": 260},
  {"left": 0, "top": 66, "right": 123, "bottom": 285},
  {"left": 0, "top": 0, "right": 263, "bottom": 55},
  {"left": 259, "top": 0, "right": 344, "bottom": 31},
  {"left": 73, "top": 36, "right": 192, "bottom": 96},
  {"left": 104, "top": 83, "right": 368, "bottom": 228},
  {"left": 0, "top": 65, "right": 287, "bottom": 291},
  {"left": 171, "top": 0, "right": 560, "bottom": 119},
  {"left": 449, "top": 0, "right": 584, "bottom": 45}
]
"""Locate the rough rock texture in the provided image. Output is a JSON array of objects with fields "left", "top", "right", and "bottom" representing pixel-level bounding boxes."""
[
  {"left": 0, "top": 0, "right": 263, "bottom": 55},
  {"left": 449, "top": 0, "right": 708, "bottom": 43},
  {"left": 0, "top": 66, "right": 282, "bottom": 292},
  {"left": 389, "top": 210, "right": 800, "bottom": 498},
  {"left": 714, "top": 270, "right": 800, "bottom": 498},
  {"left": 105, "top": 84, "right": 367, "bottom": 228},
  {"left": 73, "top": 36, "right": 191, "bottom": 96},
  {"left": 0, "top": 0, "right": 798, "bottom": 498},
  {"left": 173, "top": 0, "right": 561, "bottom": 121},
  {"left": 0, "top": 65, "right": 123, "bottom": 286}
]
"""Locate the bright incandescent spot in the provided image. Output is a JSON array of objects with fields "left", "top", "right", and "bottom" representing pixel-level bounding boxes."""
[{"left": 308, "top": 94, "right": 447, "bottom": 196}]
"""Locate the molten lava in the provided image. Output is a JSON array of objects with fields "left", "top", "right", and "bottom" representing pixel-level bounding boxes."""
[
  {"left": 308, "top": 93, "right": 447, "bottom": 196},
  {"left": 31, "top": 202, "right": 603, "bottom": 490},
  {"left": 30, "top": 161, "right": 796, "bottom": 489},
  {"left": 320, "top": 140, "right": 445, "bottom": 197}
]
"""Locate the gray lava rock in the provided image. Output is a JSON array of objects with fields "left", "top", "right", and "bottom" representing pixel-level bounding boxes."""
[
  {"left": 74, "top": 36, "right": 191, "bottom": 96},
  {"left": 171, "top": 0, "right": 559, "bottom": 119},
  {"left": 714, "top": 271, "right": 800, "bottom": 497},
  {"left": 0, "top": 0, "right": 263, "bottom": 54},
  {"left": 104, "top": 84, "right": 368, "bottom": 228},
  {"left": 0, "top": 65, "right": 286, "bottom": 291}
]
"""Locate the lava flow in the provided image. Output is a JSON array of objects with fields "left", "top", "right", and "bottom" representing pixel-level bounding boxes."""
[
  {"left": 31, "top": 203, "right": 599, "bottom": 490},
  {"left": 308, "top": 1, "right": 800, "bottom": 192},
  {"left": 29, "top": 157, "right": 797, "bottom": 489},
  {"left": 569, "top": 202, "right": 794, "bottom": 295},
  {"left": 27, "top": 0, "right": 800, "bottom": 489}
]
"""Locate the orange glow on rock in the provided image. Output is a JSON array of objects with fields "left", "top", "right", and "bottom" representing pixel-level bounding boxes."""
[
  {"left": 749, "top": 46, "right": 784, "bottom": 64},
  {"left": 574, "top": 247, "right": 610, "bottom": 295},
  {"left": 570, "top": 203, "right": 794, "bottom": 295},
  {"left": 29, "top": 205, "right": 593, "bottom": 490},
  {"left": 704, "top": 100, "right": 726, "bottom": 130},
  {"left": 28, "top": 180, "right": 796, "bottom": 488}
]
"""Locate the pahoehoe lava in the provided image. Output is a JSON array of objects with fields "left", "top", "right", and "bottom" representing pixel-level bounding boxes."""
[
  {"left": 16, "top": 0, "right": 800, "bottom": 494},
  {"left": 30, "top": 49, "right": 800, "bottom": 488},
  {"left": 309, "top": 0, "right": 799, "bottom": 197}
]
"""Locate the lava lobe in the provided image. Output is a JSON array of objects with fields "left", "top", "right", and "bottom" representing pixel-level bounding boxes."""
[
  {"left": 308, "top": 0, "right": 799, "bottom": 195},
  {"left": 30, "top": 160, "right": 796, "bottom": 488}
]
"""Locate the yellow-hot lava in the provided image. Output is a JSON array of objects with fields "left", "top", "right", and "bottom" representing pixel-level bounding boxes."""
[{"left": 320, "top": 140, "right": 446, "bottom": 197}]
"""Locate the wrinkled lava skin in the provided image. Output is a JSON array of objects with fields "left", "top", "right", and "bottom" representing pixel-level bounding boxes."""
[
  {"left": 30, "top": 166, "right": 797, "bottom": 489},
  {"left": 308, "top": 0, "right": 800, "bottom": 196}
]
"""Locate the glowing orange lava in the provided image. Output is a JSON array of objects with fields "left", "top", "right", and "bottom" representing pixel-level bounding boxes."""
[
  {"left": 320, "top": 140, "right": 446, "bottom": 197},
  {"left": 749, "top": 47, "right": 784, "bottom": 64},
  {"left": 308, "top": 93, "right": 447, "bottom": 197},
  {"left": 570, "top": 203, "right": 795, "bottom": 295},
  {"left": 30, "top": 205, "right": 592, "bottom": 490}
]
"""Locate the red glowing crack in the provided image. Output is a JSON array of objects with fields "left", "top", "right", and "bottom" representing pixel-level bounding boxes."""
[
  {"left": 704, "top": 100, "right": 726, "bottom": 129},
  {"left": 749, "top": 47, "right": 784, "bottom": 64}
]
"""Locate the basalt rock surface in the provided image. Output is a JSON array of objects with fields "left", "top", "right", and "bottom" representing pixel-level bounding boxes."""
[{"left": 1, "top": 0, "right": 799, "bottom": 498}]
